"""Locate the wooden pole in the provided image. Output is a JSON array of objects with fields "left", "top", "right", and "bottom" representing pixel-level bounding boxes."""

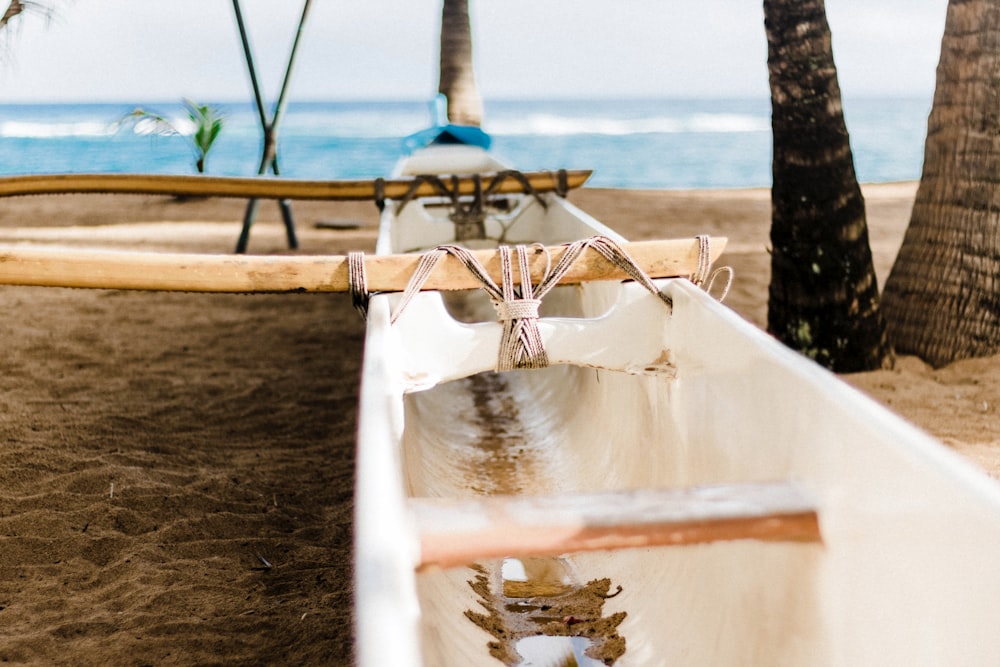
[
  {"left": 232, "top": 0, "right": 314, "bottom": 252},
  {"left": 0, "top": 237, "right": 725, "bottom": 293},
  {"left": 0, "top": 170, "right": 592, "bottom": 201},
  {"left": 231, "top": 0, "right": 269, "bottom": 132}
]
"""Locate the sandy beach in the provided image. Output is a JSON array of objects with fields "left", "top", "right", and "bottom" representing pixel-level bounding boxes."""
[{"left": 0, "top": 182, "right": 998, "bottom": 664}]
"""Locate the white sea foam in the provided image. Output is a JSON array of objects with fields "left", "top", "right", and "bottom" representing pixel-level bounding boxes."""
[
  {"left": 687, "top": 113, "right": 770, "bottom": 133},
  {"left": 486, "top": 112, "right": 768, "bottom": 136},
  {"left": 0, "top": 114, "right": 209, "bottom": 139},
  {"left": 0, "top": 105, "right": 767, "bottom": 141},
  {"left": 126, "top": 117, "right": 189, "bottom": 136},
  {"left": 0, "top": 121, "right": 117, "bottom": 138}
]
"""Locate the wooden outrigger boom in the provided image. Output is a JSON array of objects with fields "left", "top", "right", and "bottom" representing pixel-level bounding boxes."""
[
  {"left": 0, "top": 238, "right": 725, "bottom": 293},
  {"left": 0, "top": 170, "right": 592, "bottom": 201}
]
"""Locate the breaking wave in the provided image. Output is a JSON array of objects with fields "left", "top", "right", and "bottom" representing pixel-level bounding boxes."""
[
  {"left": 486, "top": 112, "right": 769, "bottom": 137},
  {"left": 0, "top": 121, "right": 117, "bottom": 138}
]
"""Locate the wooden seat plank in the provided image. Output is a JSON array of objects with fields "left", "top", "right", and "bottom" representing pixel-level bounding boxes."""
[{"left": 411, "top": 481, "right": 821, "bottom": 570}]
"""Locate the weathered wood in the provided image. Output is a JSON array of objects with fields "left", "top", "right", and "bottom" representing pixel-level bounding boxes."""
[
  {"left": 411, "top": 481, "right": 820, "bottom": 570},
  {"left": 0, "top": 237, "right": 725, "bottom": 293},
  {"left": 0, "top": 170, "right": 592, "bottom": 201}
]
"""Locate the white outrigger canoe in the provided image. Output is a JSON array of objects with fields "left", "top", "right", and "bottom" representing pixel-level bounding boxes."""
[
  {"left": 354, "top": 143, "right": 1000, "bottom": 666},
  {"left": 0, "top": 153, "right": 997, "bottom": 665}
]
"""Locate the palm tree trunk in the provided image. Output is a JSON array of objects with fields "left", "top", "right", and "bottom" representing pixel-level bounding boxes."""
[
  {"left": 1, "top": 1, "right": 24, "bottom": 28},
  {"left": 881, "top": 0, "right": 1000, "bottom": 368},
  {"left": 1, "top": 2, "right": 63, "bottom": 65},
  {"left": 438, "top": 0, "right": 483, "bottom": 127},
  {"left": 764, "top": 0, "right": 892, "bottom": 372},
  {"left": 1, "top": 1, "right": 57, "bottom": 31}
]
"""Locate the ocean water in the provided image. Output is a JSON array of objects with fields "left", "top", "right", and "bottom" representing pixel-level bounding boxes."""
[{"left": 0, "top": 98, "right": 930, "bottom": 189}]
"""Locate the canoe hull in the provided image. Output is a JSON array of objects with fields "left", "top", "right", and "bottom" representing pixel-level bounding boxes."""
[{"left": 355, "top": 146, "right": 1000, "bottom": 666}]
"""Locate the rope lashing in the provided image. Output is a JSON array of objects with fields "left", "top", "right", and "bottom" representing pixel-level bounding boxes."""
[
  {"left": 482, "top": 170, "right": 550, "bottom": 210},
  {"left": 389, "top": 235, "right": 676, "bottom": 371},
  {"left": 347, "top": 234, "right": 730, "bottom": 328},
  {"left": 705, "top": 266, "right": 734, "bottom": 303},
  {"left": 546, "top": 236, "right": 675, "bottom": 312},
  {"left": 555, "top": 169, "right": 569, "bottom": 198},
  {"left": 373, "top": 178, "right": 386, "bottom": 212},
  {"left": 687, "top": 234, "right": 733, "bottom": 303},
  {"left": 392, "top": 170, "right": 556, "bottom": 216},
  {"left": 495, "top": 244, "right": 548, "bottom": 370},
  {"left": 388, "top": 242, "right": 551, "bottom": 371},
  {"left": 378, "top": 170, "right": 569, "bottom": 242},
  {"left": 394, "top": 174, "right": 454, "bottom": 214},
  {"left": 690, "top": 235, "right": 712, "bottom": 286},
  {"left": 348, "top": 251, "right": 370, "bottom": 320},
  {"left": 450, "top": 173, "right": 487, "bottom": 241}
]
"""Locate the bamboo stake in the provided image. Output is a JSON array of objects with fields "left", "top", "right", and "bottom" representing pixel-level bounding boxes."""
[
  {"left": 0, "top": 237, "right": 725, "bottom": 293},
  {"left": 412, "top": 481, "right": 821, "bottom": 570},
  {"left": 232, "top": 0, "right": 315, "bottom": 252}
]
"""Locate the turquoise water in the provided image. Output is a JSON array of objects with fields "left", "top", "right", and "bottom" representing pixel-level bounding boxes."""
[{"left": 0, "top": 98, "right": 930, "bottom": 189}]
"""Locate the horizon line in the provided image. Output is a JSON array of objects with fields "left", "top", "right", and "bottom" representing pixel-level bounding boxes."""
[{"left": 0, "top": 92, "right": 934, "bottom": 106}]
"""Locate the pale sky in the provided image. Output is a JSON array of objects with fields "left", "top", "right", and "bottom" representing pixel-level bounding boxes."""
[{"left": 0, "top": 0, "right": 948, "bottom": 103}]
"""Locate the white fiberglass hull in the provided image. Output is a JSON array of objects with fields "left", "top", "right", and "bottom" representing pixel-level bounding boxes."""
[{"left": 355, "top": 146, "right": 1000, "bottom": 666}]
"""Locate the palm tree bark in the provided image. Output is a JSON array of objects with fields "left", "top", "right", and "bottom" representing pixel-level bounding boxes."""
[
  {"left": 438, "top": 0, "right": 483, "bottom": 126},
  {"left": 764, "top": 0, "right": 892, "bottom": 372},
  {"left": 1, "top": 1, "right": 23, "bottom": 28},
  {"left": 881, "top": 0, "right": 1000, "bottom": 368},
  {"left": 1, "top": 1, "right": 56, "bottom": 31},
  {"left": 1, "top": 2, "right": 63, "bottom": 64}
]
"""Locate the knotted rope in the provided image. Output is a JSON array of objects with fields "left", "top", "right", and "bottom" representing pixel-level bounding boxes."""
[
  {"left": 689, "top": 234, "right": 734, "bottom": 303},
  {"left": 704, "top": 266, "right": 734, "bottom": 302},
  {"left": 345, "top": 234, "right": 733, "bottom": 338},
  {"left": 380, "top": 170, "right": 563, "bottom": 242},
  {"left": 494, "top": 244, "right": 549, "bottom": 369},
  {"left": 389, "top": 235, "right": 675, "bottom": 371},
  {"left": 388, "top": 243, "right": 550, "bottom": 370}
]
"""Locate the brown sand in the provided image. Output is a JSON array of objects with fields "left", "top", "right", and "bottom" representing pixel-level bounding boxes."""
[{"left": 0, "top": 183, "right": 996, "bottom": 664}]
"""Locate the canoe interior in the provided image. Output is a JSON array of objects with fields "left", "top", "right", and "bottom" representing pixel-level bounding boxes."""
[{"left": 355, "top": 146, "right": 1000, "bottom": 666}]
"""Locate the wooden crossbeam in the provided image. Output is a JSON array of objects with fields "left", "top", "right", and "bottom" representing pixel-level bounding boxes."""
[
  {"left": 0, "top": 170, "right": 592, "bottom": 201},
  {"left": 0, "top": 237, "right": 725, "bottom": 293},
  {"left": 411, "top": 481, "right": 821, "bottom": 570}
]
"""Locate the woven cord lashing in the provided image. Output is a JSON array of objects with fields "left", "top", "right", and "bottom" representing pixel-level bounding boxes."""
[
  {"left": 347, "top": 251, "right": 370, "bottom": 320},
  {"left": 388, "top": 243, "right": 551, "bottom": 371},
  {"left": 494, "top": 245, "right": 548, "bottom": 371},
  {"left": 387, "top": 235, "right": 679, "bottom": 372},
  {"left": 535, "top": 236, "right": 674, "bottom": 312}
]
